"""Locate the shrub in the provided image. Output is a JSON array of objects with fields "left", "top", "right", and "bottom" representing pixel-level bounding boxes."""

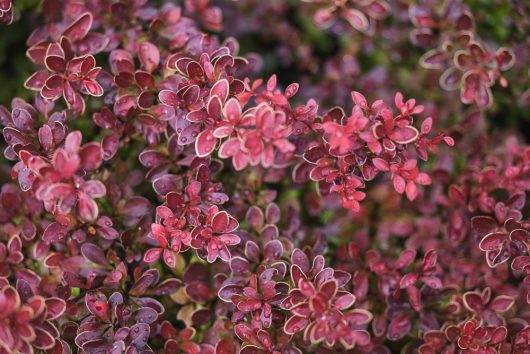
[{"left": 0, "top": 0, "right": 529, "bottom": 353}]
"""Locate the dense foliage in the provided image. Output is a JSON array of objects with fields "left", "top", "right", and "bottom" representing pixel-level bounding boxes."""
[{"left": 0, "top": 0, "right": 529, "bottom": 353}]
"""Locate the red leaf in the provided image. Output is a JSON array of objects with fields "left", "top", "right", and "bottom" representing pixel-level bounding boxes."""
[
  {"left": 45, "top": 297, "right": 66, "bottom": 320},
  {"left": 479, "top": 232, "right": 505, "bottom": 251},
  {"left": 63, "top": 12, "right": 93, "bottom": 41},
  {"left": 389, "top": 126, "right": 419, "bottom": 144},
  {"left": 284, "top": 315, "right": 309, "bottom": 335},
  {"left": 463, "top": 292, "right": 483, "bottom": 312},
  {"left": 85, "top": 291, "right": 109, "bottom": 321},
  {"left": 489, "top": 295, "right": 515, "bottom": 313}
]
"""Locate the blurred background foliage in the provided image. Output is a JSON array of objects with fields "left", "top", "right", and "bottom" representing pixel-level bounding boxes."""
[{"left": 0, "top": 0, "right": 41, "bottom": 104}]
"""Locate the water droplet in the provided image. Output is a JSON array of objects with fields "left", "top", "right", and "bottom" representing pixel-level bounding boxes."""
[
  {"left": 191, "top": 132, "right": 198, "bottom": 137},
  {"left": 181, "top": 137, "right": 187, "bottom": 143}
]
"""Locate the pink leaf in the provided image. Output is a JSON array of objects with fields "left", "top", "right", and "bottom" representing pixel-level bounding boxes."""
[
  {"left": 77, "top": 192, "right": 99, "bottom": 222},
  {"left": 211, "top": 79, "right": 229, "bottom": 102},
  {"left": 144, "top": 248, "right": 163, "bottom": 264},
  {"left": 342, "top": 8, "right": 369, "bottom": 32},
  {"left": 195, "top": 128, "right": 217, "bottom": 157},
  {"left": 393, "top": 175, "right": 406, "bottom": 194},
  {"left": 138, "top": 41, "right": 160, "bottom": 72},
  {"left": 400, "top": 273, "right": 418, "bottom": 289}
]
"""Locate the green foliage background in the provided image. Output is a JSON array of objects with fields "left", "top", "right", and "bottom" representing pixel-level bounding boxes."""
[{"left": 0, "top": 0, "right": 40, "bottom": 105}]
